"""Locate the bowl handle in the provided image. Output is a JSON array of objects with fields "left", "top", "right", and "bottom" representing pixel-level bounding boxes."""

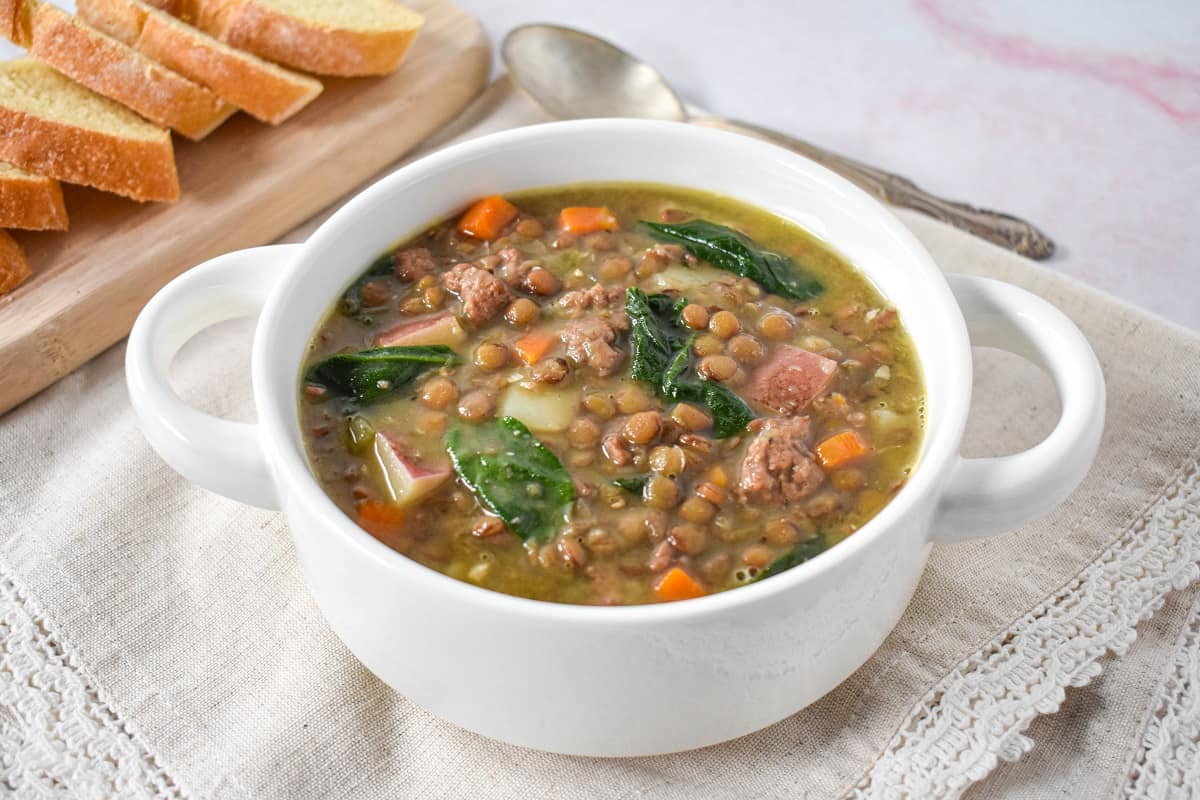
[
  {"left": 125, "top": 245, "right": 301, "bottom": 511},
  {"left": 929, "top": 274, "right": 1105, "bottom": 543}
]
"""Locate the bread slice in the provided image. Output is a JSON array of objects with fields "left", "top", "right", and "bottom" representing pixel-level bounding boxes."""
[
  {"left": 0, "top": 59, "right": 179, "bottom": 202},
  {"left": 77, "top": 0, "right": 322, "bottom": 124},
  {"left": 1, "top": 0, "right": 19, "bottom": 42},
  {"left": 0, "top": 230, "right": 32, "bottom": 296},
  {"left": 158, "top": 0, "right": 423, "bottom": 77},
  {"left": 0, "top": 161, "right": 68, "bottom": 230},
  {"left": 20, "top": 1, "right": 235, "bottom": 140}
]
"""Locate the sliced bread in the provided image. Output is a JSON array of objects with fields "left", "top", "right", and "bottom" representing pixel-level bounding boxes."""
[
  {"left": 20, "top": 0, "right": 235, "bottom": 140},
  {"left": 1, "top": 0, "right": 19, "bottom": 42},
  {"left": 0, "top": 161, "right": 68, "bottom": 230},
  {"left": 0, "top": 230, "right": 32, "bottom": 296},
  {"left": 0, "top": 58, "right": 179, "bottom": 202},
  {"left": 77, "top": 0, "right": 322, "bottom": 124},
  {"left": 159, "top": 0, "right": 423, "bottom": 77}
]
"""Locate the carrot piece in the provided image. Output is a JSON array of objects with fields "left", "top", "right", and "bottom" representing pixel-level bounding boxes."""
[
  {"left": 557, "top": 206, "right": 618, "bottom": 235},
  {"left": 457, "top": 195, "right": 519, "bottom": 240},
  {"left": 815, "top": 430, "right": 871, "bottom": 470},
  {"left": 513, "top": 329, "right": 557, "bottom": 365},
  {"left": 355, "top": 499, "right": 406, "bottom": 537},
  {"left": 654, "top": 566, "right": 707, "bottom": 602}
]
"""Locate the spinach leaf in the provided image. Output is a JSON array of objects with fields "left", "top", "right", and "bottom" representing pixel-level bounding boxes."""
[
  {"left": 611, "top": 475, "right": 650, "bottom": 494},
  {"left": 444, "top": 417, "right": 575, "bottom": 542},
  {"left": 625, "top": 288, "right": 755, "bottom": 438},
  {"left": 643, "top": 219, "right": 824, "bottom": 301},
  {"left": 339, "top": 252, "right": 396, "bottom": 317},
  {"left": 752, "top": 535, "right": 829, "bottom": 583},
  {"left": 306, "top": 345, "right": 459, "bottom": 404},
  {"left": 700, "top": 383, "right": 756, "bottom": 439}
]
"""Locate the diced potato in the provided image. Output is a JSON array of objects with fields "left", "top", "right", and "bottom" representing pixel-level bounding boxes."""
[
  {"left": 498, "top": 385, "right": 580, "bottom": 433},
  {"left": 870, "top": 407, "right": 904, "bottom": 435},
  {"left": 372, "top": 432, "right": 451, "bottom": 507},
  {"left": 376, "top": 311, "right": 466, "bottom": 348},
  {"left": 647, "top": 264, "right": 727, "bottom": 294}
]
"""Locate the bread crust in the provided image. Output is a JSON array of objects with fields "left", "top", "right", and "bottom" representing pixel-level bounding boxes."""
[
  {"left": 0, "top": 168, "right": 68, "bottom": 230},
  {"left": 29, "top": 1, "right": 235, "bottom": 140},
  {"left": 0, "top": 106, "right": 179, "bottom": 202},
  {"left": 0, "top": 230, "right": 32, "bottom": 296},
  {"left": 178, "top": 0, "right": 421, "bottom": 77},
  {"left": 78, "top": 0, "right": 322, "bottom": 124}
]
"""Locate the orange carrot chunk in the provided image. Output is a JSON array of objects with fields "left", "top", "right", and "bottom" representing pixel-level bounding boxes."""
[
  {"left": 558, "top": 206, "right": 618, "bottom": 235},
  {"left": 457, "top": 195, "right": 519, "bottom": 240},
  {"left": 654, "top": 566, "right": 707, "bottom": 602},
  {"left": 815, "top": 430, "right": 871, "bottom": 470},
  {"left": 355, "top": 499, "right": 406, "bottom": 536},
  {"left": 513, "top": 329, "right": 556, "bottom": 365}
]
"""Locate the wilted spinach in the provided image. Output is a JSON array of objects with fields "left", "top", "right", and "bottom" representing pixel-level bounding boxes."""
[
  {"left": 444, "top": 417, "right": 575, "bottom": 542},
  {"left": 625, "top": 288, "right": 754, "bottom": 438},
  {"left": 305, "top": 345, "right": 459, "bottom": 404},
  {"left": 642, "top": 219, "right": 824, "bottom": 301},
  {"left": 752, "top": 535, "right": 829, "bottom": 583}
]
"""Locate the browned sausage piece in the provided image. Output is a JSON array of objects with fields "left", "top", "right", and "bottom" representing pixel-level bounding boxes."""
[
  {"left": 559, "top": 316, "right": 625, "bottom": 376},
  {"left": 442, "top": 263, "right": 511, "bottom": 324},
  {"left": 736, "top": 416, "right": 825, "bottom": 505}
]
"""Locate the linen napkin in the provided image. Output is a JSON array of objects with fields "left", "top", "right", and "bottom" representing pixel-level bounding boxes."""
[{"left": 1, "top": 78, "right": 1197, "bottom": 800}]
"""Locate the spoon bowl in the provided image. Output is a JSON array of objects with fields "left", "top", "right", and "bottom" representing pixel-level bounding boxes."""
[{"left": 502, "top": 24, "right": 686, "bottom": 122}]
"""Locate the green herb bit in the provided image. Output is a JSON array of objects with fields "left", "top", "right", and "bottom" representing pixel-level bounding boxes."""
[
  {"left": 611, "top": 475, "right": 650, "bottom": 494},
  {"left": 444, "top": 417, "right": 575, "bottom": 542},
  {"left": 752, "top": 535, "right": 829, "bottom": 583},
  {"left": 642, "top": 219, "right": 823, "bottom": 301},
  {"left": 305, "top": 345, "right": 459, "bottom": 404}
]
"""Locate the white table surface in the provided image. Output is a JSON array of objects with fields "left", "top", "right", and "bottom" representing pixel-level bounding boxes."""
[
  {"left": 3, "top": 1, "right": 1196, "bottom": 331},
  {"left": 455, "top": 0, "right": 1200, "bottom": 330}
]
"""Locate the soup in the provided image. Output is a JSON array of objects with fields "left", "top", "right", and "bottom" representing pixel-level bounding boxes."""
[{"left": 299, "top": 184, "right": 924, "bottom": 605}]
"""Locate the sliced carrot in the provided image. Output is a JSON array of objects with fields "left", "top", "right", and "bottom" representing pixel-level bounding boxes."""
[
  {"left": 355, "top": 499, "right": 406, "bottom": 537},
  {"left": 815, "top": 430, "right": 871, "bottom": 470},
  {"left": 558, "top": 206, "right": 618, "bottom": 235},
  {"left": 654, "top": 566, "right": 707, "bottom": 602},
  {"left": 457, "top": 195, "right": 519, "bottom": 240},
  {"left": 513, "top": 329, "right": 557, "bottom": 365}
]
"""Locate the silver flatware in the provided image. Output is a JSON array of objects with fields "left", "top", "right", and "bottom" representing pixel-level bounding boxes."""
[{"left": 502, "top": 24, "right": 1056, "bottom": 260}]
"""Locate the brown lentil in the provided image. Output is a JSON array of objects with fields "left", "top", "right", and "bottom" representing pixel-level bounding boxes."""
[
  {"left": 623, "top": 411, "right": 661, "bottom": 445},
  {"left": 473, "top": 341, "right": 509, "bottom": 371},
  {"left": 419, "top": 377, "right": 458, "bottom": 409},
  {"left": 681, "top": 303, "right": 709, "bottom": 330},
  {"left": 504, "top": 297, "right": 539, "bottom": 327},
  {"left": 708, "top": 310, "right": 740, "bottom": 339},
  {"left": 698, "top": 354, "right": 737, "bottom": 382}
]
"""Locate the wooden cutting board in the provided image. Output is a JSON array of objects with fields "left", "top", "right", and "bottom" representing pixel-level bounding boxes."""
[{"left": 0, "top": 0, "right": 490, "bottom": 415}]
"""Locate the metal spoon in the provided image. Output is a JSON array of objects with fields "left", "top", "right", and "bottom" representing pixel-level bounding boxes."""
[{"left": 502, "top": 24, "right": 1056, "bottom": 260}]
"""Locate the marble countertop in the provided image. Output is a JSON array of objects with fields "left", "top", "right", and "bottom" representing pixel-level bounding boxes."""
[
  {"left": 457, "top": 0, "right": 1200, "bottom": 330},
  {"left": 3, "top": 2, "right": 1194, "bottom": 329}
]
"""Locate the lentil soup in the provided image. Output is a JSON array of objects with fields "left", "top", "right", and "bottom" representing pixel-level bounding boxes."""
[{"left": 299, "top": 184, "right": 924, "bottom": 605}]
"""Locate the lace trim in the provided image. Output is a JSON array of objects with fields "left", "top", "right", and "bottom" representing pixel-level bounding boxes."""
[
  {"left": 846, "top": 458, "right": 1200, "bottom": 800},
  {"left": 1124, "top": 587, "right": 1200, "bottom": 798},
  {"left": 0, "top": 563, "right": 190, "bottom": 800}
]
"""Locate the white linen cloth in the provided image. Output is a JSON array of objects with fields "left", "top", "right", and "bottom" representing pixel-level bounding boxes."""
[{"left": 1, "top": 79, "right": 1198, "bottom": 800}]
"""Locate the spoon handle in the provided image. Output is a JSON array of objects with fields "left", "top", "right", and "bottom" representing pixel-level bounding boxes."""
[{"left": 692, "top": 116, "right": 1056, "bottom": 260}]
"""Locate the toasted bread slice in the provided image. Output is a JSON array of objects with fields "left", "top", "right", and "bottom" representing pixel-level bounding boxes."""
[
  {"left": 21, "top": 1, "right": 235, "bottom": 140},
  {"left": 158, "top": 0, "right": 422, "bottom": 77},
  {"left": 0, "top": 59, "right": 179, "bottom": 202},
  {"left": 77, "top": 0, "right": 322, "bottom": 124},
  {"left": 0, "top": 230, "right": 32, "bottom": 296},
  {"left": 0, "top": 161, "right": 68, "bottom": 230}
]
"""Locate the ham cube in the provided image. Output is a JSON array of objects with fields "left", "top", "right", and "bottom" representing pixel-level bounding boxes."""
[
  {"left": 372, "top": 433, "right": 451, "bottom": 507},
  {"left": 377, "top": 311, "right": 465, "bottom": 348},
  {"left": 745, "top": 345, "right": 838, "bottom": 414}
]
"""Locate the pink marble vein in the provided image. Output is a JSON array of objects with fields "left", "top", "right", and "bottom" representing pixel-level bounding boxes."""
[{"left": 915, "top": 0, "right": 1200, "bottom": 122}]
